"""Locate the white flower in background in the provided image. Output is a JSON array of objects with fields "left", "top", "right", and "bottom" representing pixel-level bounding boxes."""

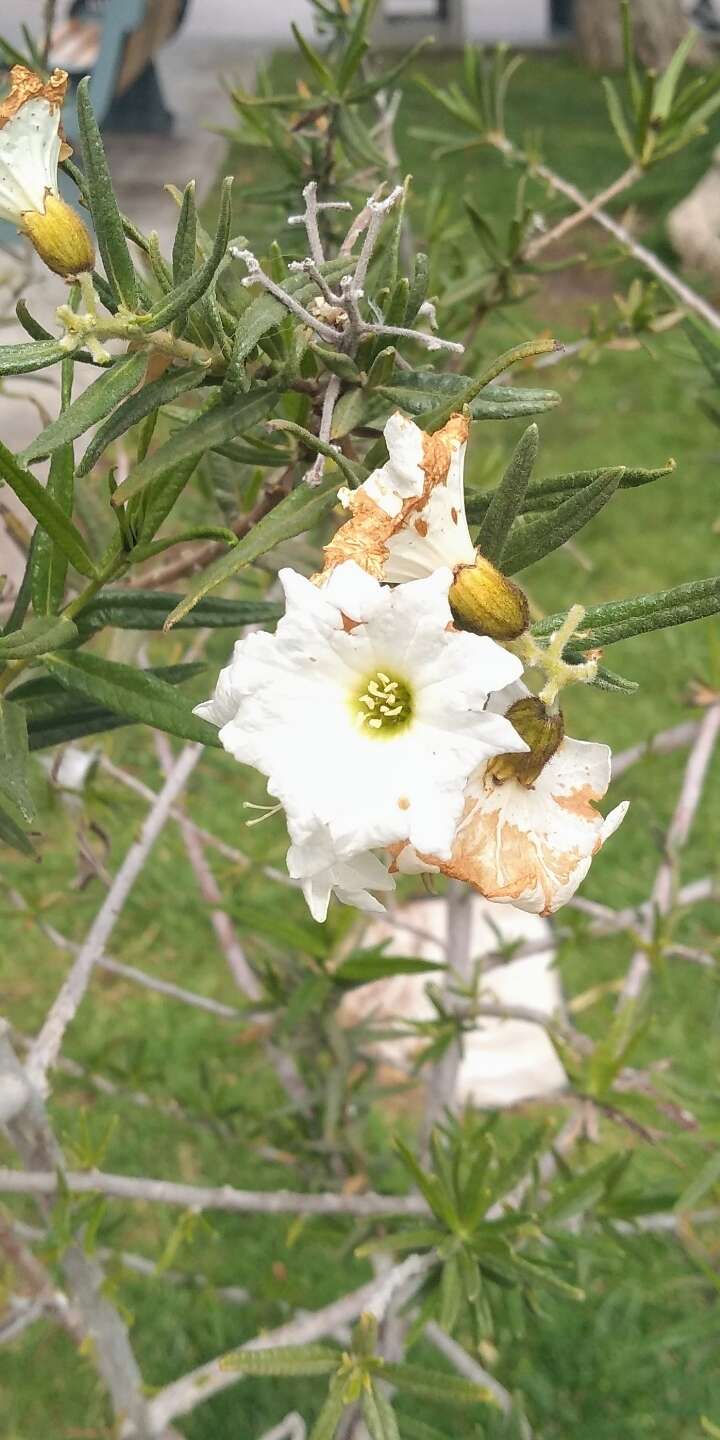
[
  {"left": 287, "top": 826, "right": 395, "bottom": 923},
  {"left": 195, "top": 561, "right": 527, "bottom": 868},
  {"left": 394, "top": 682, "right": 628, "bottom": 915},
  {"left": 0, "top": 65, "right": 94, "bottom": 276},
  {"left": 323, "top": 412, "right": 476, "bottom": 582}
]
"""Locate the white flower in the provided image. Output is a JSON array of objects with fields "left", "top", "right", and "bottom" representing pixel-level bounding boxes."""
[
  {"left": 0, "top": 66, "right": 68, "bottom": 224},
  {"left": 322, "top": 412, "right": 476, "bottom": 583},
  {"left": 394, "top": 682, "right": 628, "bottom": 915},
  {"left": 287, "top": 826, "right": 395, "bottom": 923},
  {"left": 0, "top": 66, "right": 93, "bottom": 275},
  {"left": 195, "top": 561, "right": 527, "bottom": 864}
]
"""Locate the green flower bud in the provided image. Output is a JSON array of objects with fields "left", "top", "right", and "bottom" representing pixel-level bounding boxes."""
[
  {"left": 487, "top": 696, "right": 565, "bottom": 788},
  {"left": 449, "top": 556, "right": 529, "bottom": 641}
]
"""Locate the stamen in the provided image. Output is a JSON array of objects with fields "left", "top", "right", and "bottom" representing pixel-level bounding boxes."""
[
  {"left": 243, "top": 801, "right": 283, "bottom": 828},
  {"left": 353, "top": 670, "right": 413, "bottom": 735}
]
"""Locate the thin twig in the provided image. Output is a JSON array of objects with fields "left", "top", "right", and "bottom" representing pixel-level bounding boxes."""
[
  {"left": 152, "top": 736, "right": 311, "bottom": 1113},
  {"left": 421, "top": 882, "right": 473, "bottom": 1145},
  {"left": 306, "top": 373, "right": 341, "bottom": 486},
  {"left": 618, "top": 704, "right": 720, "bottom": 1006},
  {"left": 494, "top": 135, "right": 720, "bottom": 331},
  {"left": 0, "top": 1028, "right": 155, "bottom": 1439},
  {"left": 525, "top": 164, "right": 641, "bottom": 261},
  {"left": 611, "top": 721, "right": 701, "bottom": 779},
  {"left": 425, "top": 1323, "right": 534, "bottom": 1438},
  {"left": 25, "top": 746, "right": 202, "bottom": 1095},
  {"left": 0, "top": 1167, "right": 429, "bottom": 1218},
  {"left": 147, "top": 1253, "right": 434, "bottom": 1429}
]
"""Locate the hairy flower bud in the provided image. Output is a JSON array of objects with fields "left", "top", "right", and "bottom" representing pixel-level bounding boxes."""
[
  {"left": 22, "top": 194, "right": 95, "bottom": 277},
  {"left": 449, "top": 556, "right": 530, "bottom": 641},
  {"left": 487, "top": 696, "right": 565, "bottom": 787}
]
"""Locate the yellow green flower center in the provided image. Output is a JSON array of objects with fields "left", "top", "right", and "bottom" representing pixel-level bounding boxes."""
[{"left": 353, "top": 670, "right": 413, "bottom": 736}]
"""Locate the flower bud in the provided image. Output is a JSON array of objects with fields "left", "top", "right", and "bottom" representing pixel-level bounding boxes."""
[
  {"left": 487, "top": 696, "right": 564, "bottom": 788},
  {"left": 449, "top": 556, "right": 529, "bottom": 641},
  {"left": 22, "top": 195, "right": 95, "bottom": 278}
]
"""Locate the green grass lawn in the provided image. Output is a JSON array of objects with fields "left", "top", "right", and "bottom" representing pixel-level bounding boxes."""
[{"left": 2, "top": 46, "right": 720, "bottom": 1440}]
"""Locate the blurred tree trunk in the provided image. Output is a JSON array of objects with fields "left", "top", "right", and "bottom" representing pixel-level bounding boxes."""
[{"left": 575, "top": 0, "right": 691, "bottom": 70}]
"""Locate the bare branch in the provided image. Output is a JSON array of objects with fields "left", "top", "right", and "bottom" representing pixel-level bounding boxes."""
[
  {"left": 611, "top": 721, "right": 701, "bottom": 779},
  {"left": 306, "top": 374, "right": 341, "bottom": 486},
  {"left": 8, "top": 890, "right": 242, "bottom": 1020},
  {"left": 421, "top": 882, "right": 474, "bottom": 1144},
  {"left": 494, "top": 134, "right": 720, "bottom": 331},
  {"left": 257, "top": 1415, "right": 306, "bottom": 1440},
  {"left": 153, "top": 736, "right": 311, "bottom": 1113},
  {"left": 619, "top": 704, "right": 720, "bottom": 1007},
  {"left": 0, "top": 1167, "right": 429, "bottom": 1218},
  {"left": 425, "top": 1322, "right": 533, "bottom": 1439},
  {"left": 148, "top": 1253, "right": 434, "bottom": 1429},
  {"left": 25, "top": 745, "right": 202, "bottom": 1094},
  {"left": 525, "top": 164, "right": 641, "bottom": 261},
  {"left": 232, "top": 249, "right": 341, "bottom": 343},
  {"left": 0, "top": 1026, "right": 154, "bottom": 1439}
]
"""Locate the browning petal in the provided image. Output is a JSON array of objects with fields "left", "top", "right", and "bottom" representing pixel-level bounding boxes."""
[
  {"left": 320, "top": 412, "right": 470, "bottom": 579},
  {"left": 0, "top": 66, "right": 69, "bottom": 128}
]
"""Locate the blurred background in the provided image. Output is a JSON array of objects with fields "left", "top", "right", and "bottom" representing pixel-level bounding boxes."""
[{"left": 1, "top": 3, "right": 720, "bottom": 1438}]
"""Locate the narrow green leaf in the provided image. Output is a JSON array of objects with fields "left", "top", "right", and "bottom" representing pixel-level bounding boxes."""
[
  {"left": 172, "top": 180, "right": 198, "bottom": 286},
  {"left": 22, "top": 353, "right": 147, "bottom": 465},
  {"left": 377, "top": 373, "right": 560, "bottom": 422},
  {"left": 77, "top": 365, "right": 206, "bottom": 478},
  {"left": 439, "top": 1254, "right": 463, "bottom": 1333},
  {"left": 363, "top": 1384, "right": 400, "bottom": 1440},
  {"left": 355, "top": 1228, "right": 444, "bottom": 1258},
  {"left": 0, "top": 338, "right": 69, "bottom": 376},
  {"left": 0, "top": 798, "right": 35, "bottom": 857},
  {"left": 164, "top": 478, "right": 339, "bottom": 628},
  {"left": 140, "top": 177, "right": 233, "bottom": 334},
  {"left": 220, "top": 1343, "right": 339, "bottom": 1377},
  {"left": 136, "top": 455, "right": 200, "bottom": 546},
  {"left": 42, "top": 652, "right": 220, "bottom": 746},
  {"left": 0, "top": 441, "right": 96, "bottom": 579},
  {"left": 338, "top": 0, "right": 379, "bottom": 92},
  {"left": 334, "top": 950, "right": 445, "bottom": 986},
  {"left": 501, "top": 468, "right": 623, "bottom": 574},
  {"left": 533, "top": 575, "right": 720, "bottom": 648},
  {"left": 79, "top": 590, "right": 281, "bottom": 633},
  {"left": 394, "top": 1138, "right": 458, "bottom": 1228},
  {"left": 76, "top": 76, "right": 138, "bottom": 309},
  {"left": 0, "top": 615, "right": 78, "bottom": 660},
  {"left": 31, "top": 349, "right": 75, "bottom": 614},
  {"left": 0, "top": 698, "right": 33, "bottom": 821},
  {"left": 12, "top": 665, "right": 203, "bottom": 751},
  {"left": 373, "top": 1361, "right": 497, "bottom": 1409},
  {"left": 309, "top": 1377, "right": 348, "bottom": 1440},
  {"left": 544, "top": 1154, "right": 630, "bottom": 1225},
  {"left": 588, "top": 663, "right": 638, "bottom": 695},
  {"left": 467, "top": 460, "right": 675, "bottom": 522},
  {"left": 602, "top": 77, "right": 635, "bottom": 159},
  {"left": 419, "top": 339, "right": 560, "bottom": 430},
  {"left": 291, "top": 22, "right": 336, "bottom": 89},
  {"left": 112, "top": 388, "right": 281, "bottom": 506},
  {"left": 476, "top": 423, "right": 538, "bottom": 564},
  {"left": 652, "top": 28, "right": 697, "bottom": 122},
  {"left": 1, "top": 531, "right": 37, "bottom": 639}
]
